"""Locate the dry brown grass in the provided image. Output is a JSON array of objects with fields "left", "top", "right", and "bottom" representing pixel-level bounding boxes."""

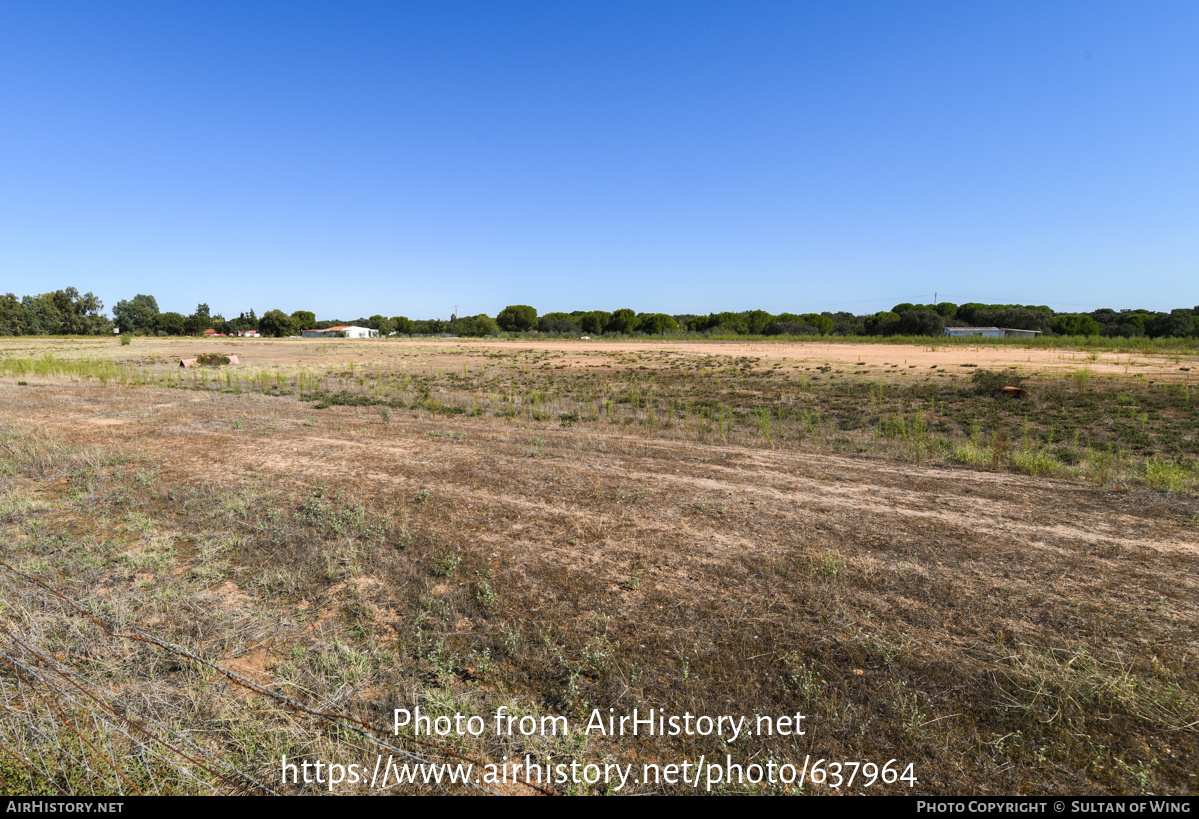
[{"left": 1, "top": 338, "right": 1196, "bottom": 795}]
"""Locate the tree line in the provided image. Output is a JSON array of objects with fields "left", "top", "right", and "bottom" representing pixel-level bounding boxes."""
[{"left": 2, "top": 289, "right": 1197, "bottom": 339}]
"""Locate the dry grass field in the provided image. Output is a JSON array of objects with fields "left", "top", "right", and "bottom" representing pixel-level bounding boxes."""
[{"left": 1, "top": 336, "right": 1197, "bottom": 795}]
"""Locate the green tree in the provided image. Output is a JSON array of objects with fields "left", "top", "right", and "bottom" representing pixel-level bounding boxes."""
[
  {"left": 576, "top": 311, "right": 611, "bottom": 334},
  {"left": 955, "top": 303, "right": 990, "bottom": 326},
  {"left": 496, "top": 304, "right": 537, "bottom": 332},
  {"left": 800, "top": 313, "right": 834, "bottom": 335},
  {"left": 292, "top": 310, "right": 316, "bottom": 329},
  {"left": 228, "top": 310, "right": 259, "bottom": 333},
  {"left": 259, "top": 309, "right": 300, "bottom": 337},
  {"left": 184, "top": 313, "right": 212, "bottom": 335},
  {"left": 1052, "top": 314, "right": 1101, "bottom": 336},
  {"left": 864, "top": 311, "right": 900, "bottom": 336},
  {"left": 693, "top": 312, "right": 749, "bottom": 334},
  {"left": 20, "top": 294, "right": 62, "bottom": 334},
  {"left": 14, "top": 288, "right": 110, "bottom": 335},
  {"left": 0, "top": 293, "right": 24, "bottom": 335},
  {"left": 897, "top": 309, "right": 945, "bottom": 336},
  {"left": 414, "top": 318, "right": 450, "bottom": 334},
  {"left": 764, "top": 320, "right": 818, "bottom": 336},
  {"left": 113, "top": 295, "right": 160, "bottom": 334},
  {"left": 1149, "top": 310, "right": 1194, "bottom": 338},
  {"left": 50, "top": 289, "right": 107, "bottom": 334},
  {"left": 976, "top": 307, "right": 1053, "bottom": 334},
  {"left": 743, "top": 310, "right": 774, "bottom": 335},
  {"left": 636, "top": 313, "right": 678, "bottom": 335},
  {"left": 606, "top": 308, "right": 638, "bottom": 334},
  {"left": 538, "top": 312, "right": 581, "bottom": 334},
  {"left": 452, "top": 314, "right": 500, "bottom": 337},
  {"left": 155, "top": 312, "right": 187, "bottom": 335}
]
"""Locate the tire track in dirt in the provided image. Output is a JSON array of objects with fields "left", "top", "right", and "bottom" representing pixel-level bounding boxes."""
[{"left": 116, "top": 404, "right": 1199, "bottom": 582}]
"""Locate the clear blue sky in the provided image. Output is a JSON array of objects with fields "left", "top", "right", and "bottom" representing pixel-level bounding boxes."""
[{"left": 1, "top": 1, "right": 1195, "bottom": 319}]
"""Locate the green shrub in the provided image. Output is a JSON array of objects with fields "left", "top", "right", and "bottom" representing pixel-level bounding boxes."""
[
  {"left": 433, "top": 546, "right": 460, "bottom": 577},
  {"left": 473, "top": 577, "right": 497, "bottom": 609},
  {"left": 119, "top": 333, "right": 132, "bottom": 346},
  {"left": 950, "top": 441, "right": 990, "bottom": 467},
  {"left": 1145, "top": 458, "right": 1190, "bottom": 493},
  {"left": 1009, "top": 449, "right": 1065, "bottom": 478}
]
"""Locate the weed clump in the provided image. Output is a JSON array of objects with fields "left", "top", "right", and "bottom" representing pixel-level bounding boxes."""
[
  {"left": 196, "top": 353, "right": 231, "bottom": 366},
  {"left": 1144, "top": 458, "right": 1192, "bottom": 493},
  {"left": 433, "top": 545, "right": 461, "bottom": 577}
]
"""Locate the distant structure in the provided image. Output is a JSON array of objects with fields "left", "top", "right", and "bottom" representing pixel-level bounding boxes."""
[
  {"left": 944, "top": 327, "right": 1004, "bottom": 338},
  {"left": 943, "top": 327, "right": 1042, "bottom": 339},
  {"left": 302, "top": 325, "right": 378, "bottom": 339}
]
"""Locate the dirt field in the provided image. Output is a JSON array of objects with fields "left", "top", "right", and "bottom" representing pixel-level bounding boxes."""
[
  {"left": 4, "top": 335, "right": 1196, "bottom": 379},
  {"left": 1, "top": 337, "right": 1196, "bottom": 795}
]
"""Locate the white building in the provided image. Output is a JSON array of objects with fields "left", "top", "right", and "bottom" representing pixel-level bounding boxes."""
[{"left": 302, "top": 325, "right": 378, "bottom": 339}]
